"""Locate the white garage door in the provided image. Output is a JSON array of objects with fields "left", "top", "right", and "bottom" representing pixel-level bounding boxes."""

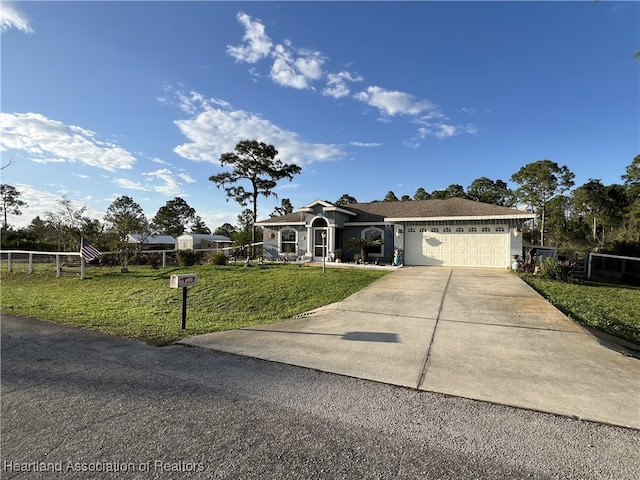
[{"left": 404, "top": 226, "right": 510, "bottom": 268}]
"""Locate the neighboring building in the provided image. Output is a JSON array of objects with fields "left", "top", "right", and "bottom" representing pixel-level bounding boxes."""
[
  {"left": 176, "top": 234, "right": 233, "bottom": 251},
  {"left": 256, "top": 198, "right": 535, "bottom": 268},
  {"left": 127, "top": 234, "right": 177, "bottom": 250}
]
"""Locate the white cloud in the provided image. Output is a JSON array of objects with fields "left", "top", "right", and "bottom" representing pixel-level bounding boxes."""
[
  {"left": 112, "top": 167, "right": 196, "bottom": 198},
  {"left": 227, "top": 12, "right": 273, "bottom": 63},
  {"left": 416, "top": 122, "right": 477, "bottom": 140},
  {"left": 434, "top": 124, "right": 457, "bottom": 139},
  {"left": 294, "top": 50, "right": 324, "bottom": 80},
  {"left": 418, "top": 110, "right": 448, "bottom": 122},
  {"left": 113, "top": 178, "right": 147, "bottom": 191},
  {"left": 463, "top": 124, "right": 478, "bottom": 135},
  {"left": 350, "top": 142, "right": 382, "bottom": 147},
  {"left": 228, "top": 13, "right": 327, "bottom": 91},
  {"left": 403, "top": 140, "right": 421, "bottom": 150},
  {"left": 354, "top": 86, "right": 436, "bottom": 117},
  {"left": 168, "top": 87, "right": 343, "bottom": 167},
  {"left": 269, "top": 42, "right": 325, "bottom": 90},
  {"left": 142, "top": 168, "right": 185, "bottom": 197},
  {"left": 277, "top": 183, "right": 300, "bottom": 190},
  {"left": 177, "top": 172, "right": 196, "bottom": 183},
  {"left": 225, "top": 10, "right": 481, "bottom": 142},
  {"left": 0, "top": 2, "right": 33, "bottom": 34},
  {"left": 323, "top": 71, "right": 363, "bottom": 99},
  {"left": 270, "top": 44, "right": 310, "bottom": 89},
  {"left": 0, "top": 112, "right": 136, "bottom": 171}
]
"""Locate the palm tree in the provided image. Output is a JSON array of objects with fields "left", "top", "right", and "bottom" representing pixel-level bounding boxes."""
[{"left": 346, "top": 236, "right": 383, "bottom": 264}]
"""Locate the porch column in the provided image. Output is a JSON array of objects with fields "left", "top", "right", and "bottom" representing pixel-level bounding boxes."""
[{"left": 306, "top": 227, "right": 312, "bottom": 256}]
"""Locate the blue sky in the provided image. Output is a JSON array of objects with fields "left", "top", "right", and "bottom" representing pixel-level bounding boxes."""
[{"left": 1, "top": 1, "right": 638, "bottom": 231}]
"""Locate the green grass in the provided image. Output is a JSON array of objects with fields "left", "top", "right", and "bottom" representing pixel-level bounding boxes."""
[
  {"left": 521, "top": 275, "right": 640, "bottom": 346},
  {"left": 0, "top": 263, "right": 389, "bottom": 345}
]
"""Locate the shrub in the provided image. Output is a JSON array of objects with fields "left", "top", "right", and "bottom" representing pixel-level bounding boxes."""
[
  {"left": 177, "top": 249, "right": 201, "bottom": 267},
  {"left": 538, "top": 257, "right": 571, "bottom": 282},
  {"left": 145, "top": 252, "right": 162, "bottom": 269},
  {"left": 206, "top": 251, "right": 228, "bottom": 266},
  {"left": 346, "top": 236, "right": 383, "bottom": 264},
  {"left": 99, "top": 253, "right": 119, "bottom": 268}
]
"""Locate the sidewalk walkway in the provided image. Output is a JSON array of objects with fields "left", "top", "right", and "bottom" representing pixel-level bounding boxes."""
[{"left": 181, "top": 267, "right": 640, "bottom": 429}]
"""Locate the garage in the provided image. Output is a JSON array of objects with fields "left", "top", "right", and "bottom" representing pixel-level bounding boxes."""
[{"left": 404, "top": 224, "right": 510, "bottom": 268}]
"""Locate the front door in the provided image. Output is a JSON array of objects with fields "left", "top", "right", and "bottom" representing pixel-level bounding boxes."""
[{"left": 313, "top": 228, "right": 327, "bottom": 260}]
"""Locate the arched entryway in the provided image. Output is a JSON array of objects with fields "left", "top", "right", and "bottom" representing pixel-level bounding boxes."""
[{"left": 312, "top": 218, "right": 328, "bottom": 261}]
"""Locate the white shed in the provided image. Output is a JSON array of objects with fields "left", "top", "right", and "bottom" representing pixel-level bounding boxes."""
[
  {"left": 127, "top": 234, "right": 177, "bottom": 250},
  {"left": 176, "top": 234, "right": 233, "bottom": 251}
]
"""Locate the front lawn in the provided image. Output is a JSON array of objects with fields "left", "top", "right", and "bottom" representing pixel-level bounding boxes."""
[
  {"left": 0, "top": 263, "right": 389, "bottom": 345},
  {"left": 521, "top": 275, "right": 640, "bottom": 346}
]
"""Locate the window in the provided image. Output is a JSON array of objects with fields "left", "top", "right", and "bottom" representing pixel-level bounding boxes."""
[
  {"left": 363, "top": 227, "right": 383, "bottom": 256},
  {"left": 469, "top": 227, "right": 477, "bottom": 233},
  {"left": 481, "top": 227, "right": 491, "bottom": 232},
  {"left": 419, "top": 227, "right": 427, "bottom": 233},
  {"left": 431, "top": 228, "right": 439, "bottom": 233},
  {"left": 408, "top": 227, "right": 416, "bottom": 233},
  {"left": 280, "top": 230, "right": 297, "bottom": 254},
  {"left": 456, "top": 227, "right": 464, "bottom": 233},
  {"left": 443, "top": 227, "right": 451, "bottom": 233},
  {"left": 496, "top": 226, "right": 505, "bottom": 232}
]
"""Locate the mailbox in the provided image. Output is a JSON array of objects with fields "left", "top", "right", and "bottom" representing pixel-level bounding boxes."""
[{"left": 170, "top": 274, "right": 198, "bottom": 288}]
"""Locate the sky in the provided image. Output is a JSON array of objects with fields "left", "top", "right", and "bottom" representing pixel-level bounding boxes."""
[{"left": 1, "top": 0, "right": 639, "bottom": 232}]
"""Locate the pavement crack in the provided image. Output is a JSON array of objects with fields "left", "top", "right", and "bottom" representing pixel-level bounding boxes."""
[{"left": 416, "top": 267, "right": 453, "bottom": 389}]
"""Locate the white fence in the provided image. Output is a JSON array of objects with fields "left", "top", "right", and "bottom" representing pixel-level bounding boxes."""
[
  {"left": 1, "top": 250, "right": 83, "bottom": 277},
  {"left": 1, "top": 243, "right": 264, "bottom": 279}
]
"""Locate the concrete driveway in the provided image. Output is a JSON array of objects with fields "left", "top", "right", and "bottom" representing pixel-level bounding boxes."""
[{"left": 181, "top": 267, "right": 640, "bottom": 430}]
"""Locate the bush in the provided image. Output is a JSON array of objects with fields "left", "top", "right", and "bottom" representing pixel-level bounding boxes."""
[
  {"left": 145, "top": 252, "right": 162, "bottom": 269},
  {"left": 538, "top": 257, "right": 571, "bottom": 282},
  {"left": 205, "top": 251, "right": 228, "bottom": 266},
  {"left": 177, "top": 249, "right": 201, "bottom": 267},
  {"left": 99, "top": 253, "right": 119, "bottom": 268}
]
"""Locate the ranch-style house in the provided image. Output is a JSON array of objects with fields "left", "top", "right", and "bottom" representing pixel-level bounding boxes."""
[{"left": 257, "top": 198, "right": 535, "bottom": 268}]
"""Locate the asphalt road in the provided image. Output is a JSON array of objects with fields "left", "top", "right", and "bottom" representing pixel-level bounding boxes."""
[{"left": 2, "top": 315, "right": 639, "bottom": 479}]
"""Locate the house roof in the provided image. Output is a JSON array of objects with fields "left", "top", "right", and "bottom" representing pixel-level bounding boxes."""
[
  {"left": 298, "top": 199, "right": 358, "bottom": 216},
  {"left": 127, "top": 234, "right": 177, "bottom": 244},
  {"left": 256, "top": 211, "right": 308, "bottom": 226},
  {"left": 257, "top": 198, "right": 534, "bottom": 225},
  {"left": 176, "top": 234, "right": 232, "bottom": 242}
]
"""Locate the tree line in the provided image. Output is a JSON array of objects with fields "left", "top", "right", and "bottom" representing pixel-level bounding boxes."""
[
  {"left": 0, "top": 141, "right": 299, "bottom": 263},
  {"left": 335, "top": 155, "right": 640, "bottom": 253},
  {"left": 1, "top": 141, "right": 639, "bottom": 258}
]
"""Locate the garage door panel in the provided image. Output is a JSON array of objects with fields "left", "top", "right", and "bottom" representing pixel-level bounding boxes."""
[
  {"left": 405, "top": 226, "right": 510, "bottom": 268},
  {"left": 465, "top": 257, "right": 480, "bottom": 267}
]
